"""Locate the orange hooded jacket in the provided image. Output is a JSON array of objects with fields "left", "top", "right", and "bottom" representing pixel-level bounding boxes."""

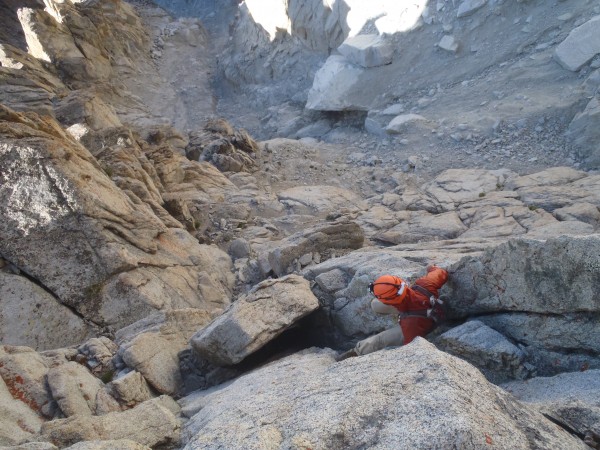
[{"left": 383, "top": 266, "right": 449, "bottom": 344}]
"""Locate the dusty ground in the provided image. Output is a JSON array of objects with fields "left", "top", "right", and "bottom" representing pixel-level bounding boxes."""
[{"left": 128, "top": 0, "right": 598, "bottom": 199}]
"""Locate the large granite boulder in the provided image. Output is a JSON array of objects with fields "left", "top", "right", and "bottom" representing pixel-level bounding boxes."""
[
  {"left": 191, "top": 275, "right": 320, "bottom": 366},
  {"left": 181, "top": 339, "right": 586, "bottom": 449},
  {"left": 337, "top": 34, "right": 393, "bottom": 68}
]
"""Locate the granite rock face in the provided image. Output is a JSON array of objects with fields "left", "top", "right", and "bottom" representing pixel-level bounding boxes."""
[{"left": 181, "top": 340, "right": 586, "bottom": 450}]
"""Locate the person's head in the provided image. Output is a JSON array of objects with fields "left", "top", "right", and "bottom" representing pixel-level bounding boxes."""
[{"left": 368, "top": 274, "right": 407, "bottom": 305}]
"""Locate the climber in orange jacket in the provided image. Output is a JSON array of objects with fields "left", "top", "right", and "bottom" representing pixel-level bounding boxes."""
[{"left": 336, "top": 265, "right": 449, "bottom": 361}]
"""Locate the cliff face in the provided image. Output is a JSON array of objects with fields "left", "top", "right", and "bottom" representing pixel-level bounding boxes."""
[{"left": 1, "top": 0, "right": 600, "bottom": 449}]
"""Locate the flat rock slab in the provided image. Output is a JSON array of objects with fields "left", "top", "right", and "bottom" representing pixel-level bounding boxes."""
[
  {"left": 181, "top": 339, "right": 586, "bottom": 449},
  {"left": 554, "top": 16, "right": 600, "bottom": 71},
  {"left": 191, "top": 275, "right": 320, "bottom": 366},
  {"left": 277, "top": 185, "right": 366, "bottom": 214}
]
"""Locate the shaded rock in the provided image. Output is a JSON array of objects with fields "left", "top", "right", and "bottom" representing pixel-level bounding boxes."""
[
  {"left": 514, "top": 174, "right": 600, "bottom": 212},
  {"left": 477, "top": 313, "right": 600, "bottom": 375},
  {"left": 47, "top": 362, "right": 119, "bottom": 418},
  {"left": 503, "top": 370, "right": 600, "bottom": 443},
  {"left": 191, "top": 275, "right": 320, "bottom": 366},
  {"left": 435, "top": 320, "right": 532, "bottom": 383},
  {"left": 76, "top": 337, "right": 118, "bottom": 378},
  {"left": 116, "top": 309, "right": 212, "bottom": 395},
  {"left": 567, "top": 96, "right": 600, "bottom": 170},
  {"left": 0, "top": 272, "right": 93, "bottom": 351},
  {"left": 40, "top": 396, "right": 180, "bottom": 449},
  {"left": 293, "top": 119, "right": 331, "bottom": 139},
  {"left": 306, "top": 55, "right": 364, "bottom": 111},
  {"left": 554, "top": 16, "right": 600, "bottom": 71},
  {"left": 337, "top": 34, "right": 393, "bottom": 68},
  {"left": 181, "top": 340, "right": 586, "bottom": 449},
  {"left": 303, "top": 251, "right": 438, "bottom": 342},
  {"left": 264, "top": 221, "right": 364, "bottom": 277}
]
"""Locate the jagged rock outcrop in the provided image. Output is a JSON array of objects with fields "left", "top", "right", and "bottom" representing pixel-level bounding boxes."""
[
  {"left": 181, "top": 339, "right": 586, "bottom": 449},
  {"left": 191, "top": 275, "right": 320, "bottom": 366},
  {"left": 0, "top": 106, "right": 234, "bottom": 331}
]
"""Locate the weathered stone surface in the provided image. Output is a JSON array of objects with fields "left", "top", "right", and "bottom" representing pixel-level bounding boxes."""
[
  {"left": 40, "top": 396, "right": 180, "bottom": 448},
  {"left": 0, "top": 443, "right": 57, "bottom": 450},
  {"left": 0, "top": 346, "right": 51, "bottom": 417},
  {"left": 191, "top": 275, "right": 320, "bottom": 366},
  {"left": 76, "top": 337, "right": 118, "bottom": 378},
  {"left": 385, "top": 113, "right": 427, "bottom": 134},
  {"left": 306, "top": 55, "right": 364, "bottom": 111},
  {"left": 436, "top": 320, "right": 531, "bottom": 383},
  {"left": 116, "top": 309, "right": 212, "bottom": 395},
  {"left": 503, "top": 370, "right": 600, "bottom": 442},
  {"left": 567, "top": 96, "right": 600, "bottom": 170},
  {"left": 0, "top": 107, "right": 234, "bottom": 329},
  {"left": 0, "top": 376, "right": 43, "bottom": 446},
  {"left": 373, "top": 210, "right": 467, "bottom": 244},
  {"left": 476, "top": 313, "right": 600, "bottom": 375},
  {"left": 107, "top": 371, "right": 152, "bottom": 408},
  {"left": 46, "top": 362, "right": 119, "bottom": 417},
  {"left": 506, "top": 167, "right": 587, "bottom": 190},
  {"left": 447, "top": 235, "right": 600, "bottom": 317},
  {"left": 277, "top": 185, "right": 366, "bottom": 214},
  {"left": 0, "top": 272, "right": 93, "bottom": 351},
  {"left": 181, "top": 340, "right": 586, "bottom": 449},
  {"left": 264, "top": 221, "right": 364, "bottom": 276},
  {"left": 554, "top": 16, "right": 600, "bottom": 71},
  {"left": 337, "top": 34, "right": 393, "bottom": 68},
  {"left": 423, "top": 169, "right": 515, "bottom": 211},
  {"left": 553, "top": 202, "right": 600, "bottom": 229},
  {"left": 63, "top": 441, "right": 150, "bottom": 450}
]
